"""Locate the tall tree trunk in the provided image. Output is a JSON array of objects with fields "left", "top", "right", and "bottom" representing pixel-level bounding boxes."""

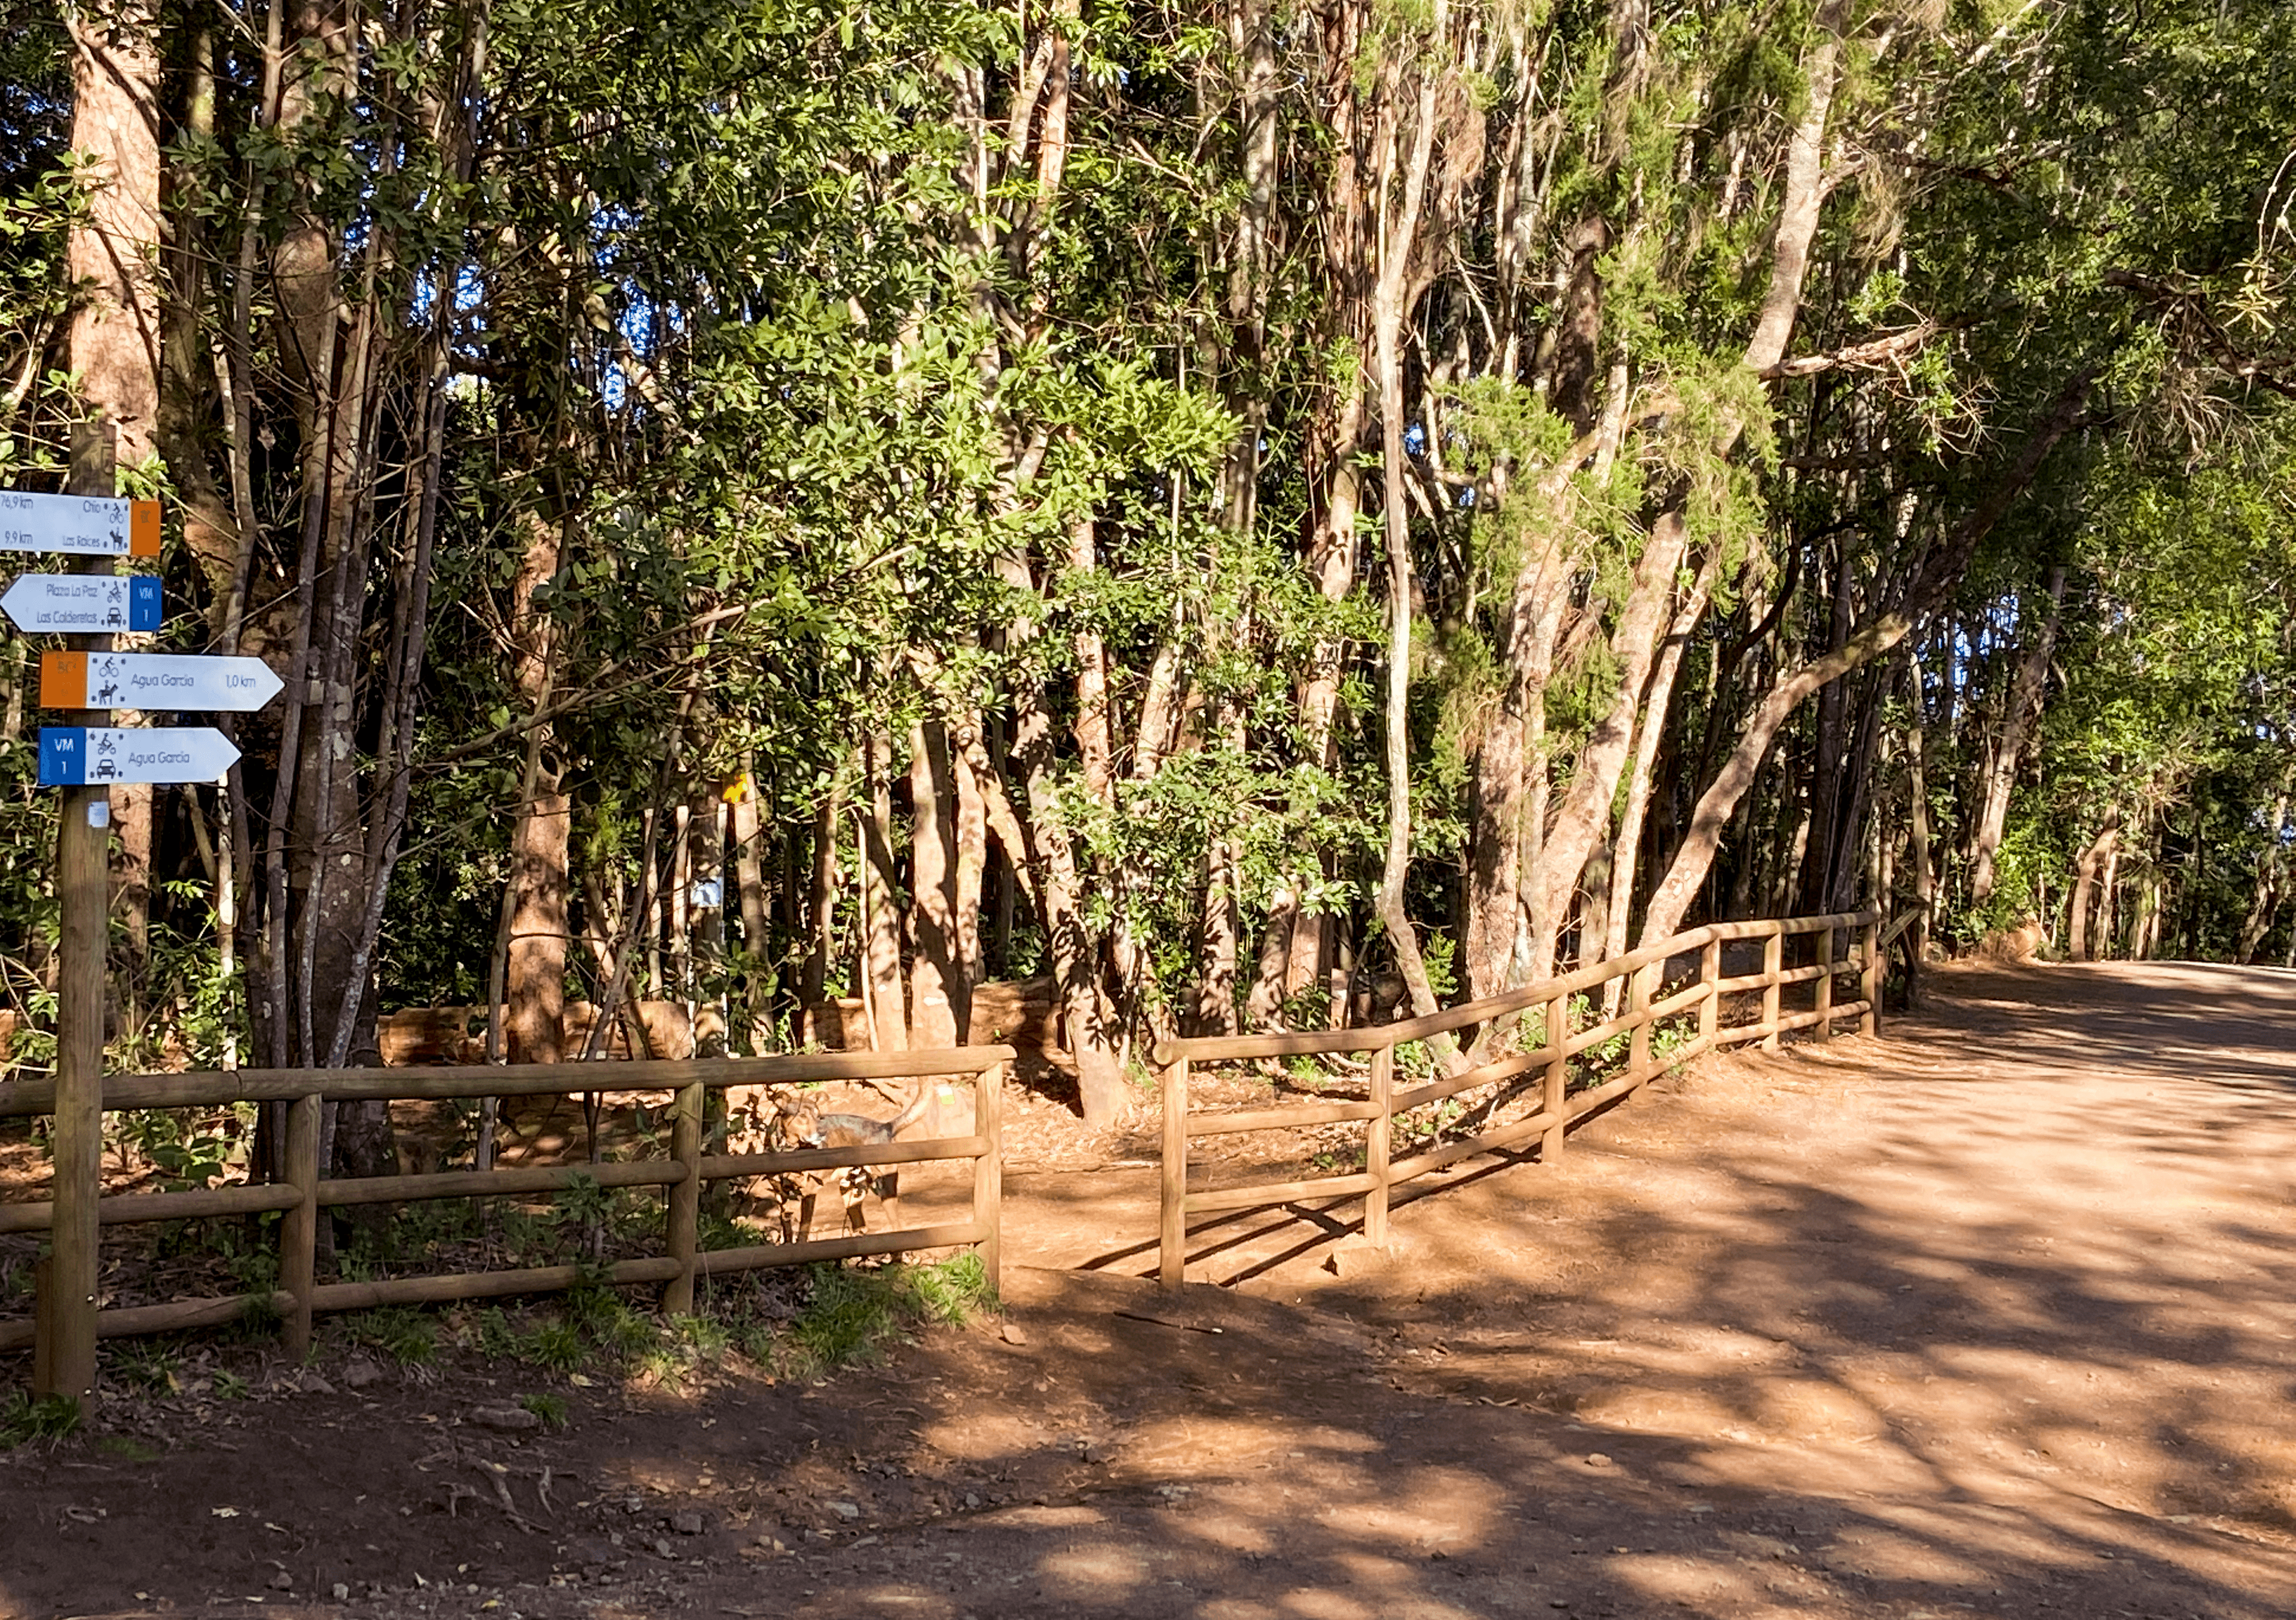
[
  {"left": 1968, "top": 566, "right": 2068, "bottom": 906},
  {"left": 2068, "top": 809, "right": 2120, "bottom": 961},
  {"left": 793, "top": 773, "right": 833, "bottom": 1044},
  {"left": 2237, "top": 788, "right": 2289, "bottom": 962},
  {"left": 690, "top": 792, "right": 726, "bottom": 1057},
  {"left": 68, "top": 0, "right": 161, "bottom": 1030},
  {"left": 1367, "top": 52, "right": 1460, "bottom": 1065},
  {"left": 859, "top": 732, "right": 908, "bottom": 1052},
  {"left": 905, "top": 720, "right": 963, "bottom": 1047},
  {"left": 503, "top": 506, "right": 568, "bottom": 1068}
]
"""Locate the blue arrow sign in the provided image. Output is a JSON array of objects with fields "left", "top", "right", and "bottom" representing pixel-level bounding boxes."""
[{"left": 39, "top": 726, "right": 241, "bottom": 786}]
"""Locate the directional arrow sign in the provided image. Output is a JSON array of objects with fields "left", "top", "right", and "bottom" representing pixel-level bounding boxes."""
[
  {"left": 0, "top": 490, "right": 160, "bottom": 557},
  {"left": 2, "top": 574, "right": 161, "bottom": 634},
  {"left": 40, "top": 650, "right": 282, "bottom": 713},
  {"left": 39, "top": 726, "right": 240, "bottom": 786}
]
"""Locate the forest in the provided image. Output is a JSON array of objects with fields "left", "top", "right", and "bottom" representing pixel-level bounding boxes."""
[{"left": 2, "top": 0, "right": 2292, "bottom": 1154}]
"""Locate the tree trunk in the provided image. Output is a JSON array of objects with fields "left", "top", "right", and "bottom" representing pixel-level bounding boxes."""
[
  {"left": 1968, "top": 566, "right": 2068, "bottom": 906},
  {"left": 2068, "top": 810, "right": 2120, "bottom": 961},
  {"left": 1367, "top": 58, "right": 1460, "bottom": 1068},
  {"left": 68, "top": 0, "right": 161, "bottom": 1028},
  {"left": 689, "top": 793, "right": 726, "bottom": 1057},
  {"left": 858, "top": 732, "right": 908, "bottom": 1052},
  {"left": 905, "top": 720, "right": 964, "bottom": 1047},
  {"left": 2237, "top": 788, "right": 2289, "bottom": 962},
  {"left": 503, "top": 503, "right": 568, "bottom": 1068}
]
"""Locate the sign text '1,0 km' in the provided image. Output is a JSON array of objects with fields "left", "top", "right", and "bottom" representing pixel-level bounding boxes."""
[{"left": 40, "top": 651, "right": 283, "bottom": 713}]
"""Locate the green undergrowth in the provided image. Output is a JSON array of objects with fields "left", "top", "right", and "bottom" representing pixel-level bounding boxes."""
[
  {"left": 1, "top": 1390, "right": 83, "bottom": 1446},
  {"left": 0, "top": 1254, "right": 996, "bottom": 1452},
  {"left": 332, "top": 1250, "right": 997, "bottom": 1392}
]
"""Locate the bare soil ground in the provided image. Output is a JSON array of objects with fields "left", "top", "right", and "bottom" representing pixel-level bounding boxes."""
[{"left": 7, "top": 957, "right": 2296, "bottom": 1619}]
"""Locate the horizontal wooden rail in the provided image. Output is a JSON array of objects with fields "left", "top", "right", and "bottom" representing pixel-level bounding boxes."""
[
  {"left": 3, "top": 1052, "right": 1009, "bottom": 1362},
  {"left": 1151, "top": 909, "right": 1874, "bottom": 1068},
  {"left": 1156, "top": 905, "right": 1893, "bottom": 1286},
  {"left": 1185, "top": 1169, "right": 1379, "bottom": 1215},
  {"left": 1391, "top": 1046, "right": 1552, "bottom": 1112},
  {"left": 1390, "top": 1106, "right": 1562, "bottom": 1184},
  {"left": 0, "top": 1181, "right": 303, "bottom": 1236},
  {"left": 699, "top": 1133, "right": 989, "bottom": 1180},
  {"left": 692, "top": 1219, "right": 992, "bottom": 1276},
  {"left": 1187, "top": 1099, "right": 1382, "bottom": 1138},
  {"left": 310, "top": 1257, "right": 686, "bottom": 1315},
  {"left": 0, "top": 1046, "right": 1018, "bottom": 1121},
  {"left": 317, "top": 1159, "right": 688, "bottom": 1209},
  {"left": 0, "top": 1290, "right": 298, "bottom": 1353}
]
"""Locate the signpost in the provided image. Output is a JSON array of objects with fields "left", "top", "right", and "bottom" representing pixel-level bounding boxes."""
[
  {"left": 40, "top": 651, "right": 282, "bottom": 713},
  {"left": 2, "top": 573, "right": 162, "bottom": 633},
  {"left": 11, "top": 445, "right": 284, "bottom": 1405},
  {"left": 38, "top": 726, "right": 242, "bottom": 786},
  {"left": 0, "top": 490, "right": 161, "bottom": 557}
]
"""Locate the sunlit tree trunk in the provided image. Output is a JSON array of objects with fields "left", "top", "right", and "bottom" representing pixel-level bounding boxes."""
[{"left": 1968, "top": 567, "right": 2068, "bottom": 906}]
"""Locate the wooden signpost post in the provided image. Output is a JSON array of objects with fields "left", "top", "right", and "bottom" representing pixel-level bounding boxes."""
[{"left": 35, "top": 428, "right": 117, "bottom": 1404}]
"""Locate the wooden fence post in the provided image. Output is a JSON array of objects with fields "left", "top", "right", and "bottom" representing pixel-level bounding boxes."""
[
  {"left": 1860, "top": 914, "right": 1881, "bottom": 1037},
  {"left": 1543, "top": 992, "right": 1571, "bottom": 1156},
  {"left": 280, "top": 1092, "right": 320, "bottom": 1358},
  {"left": 663, "top": 1079, "right": 704, "bottom": 1315},
  {"left": 1699, "top": 936, "right": 1720, "bottom": 1050},
  {"left": 1364, "top": 1043, "right": 1393, "bottom": 1247},
  {"left": 1628, "top": 962, "right": 1655, "bottom": 1082},
  {"left": 1159, "top": 1057, "right": 1188, "bottom": 1288},
  {"left": 1814, "top": 925, "right": 1835, "bottom": 1040},
  {"left": 973, "top": 1060, "right": 1002, "bottom": 1292},
  {"left": 1760, "top": 930, "right": 1783, "bottom": 1051}
]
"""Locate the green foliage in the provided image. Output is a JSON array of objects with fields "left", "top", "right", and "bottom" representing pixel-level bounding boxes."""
[
  {"left": 342, "top": 1307, "right": 439, "bottom": 1368},
  {"left": 0, "top": 1390, "right": 81, "bottom": 1448},
  {"left": 775, "top": 1255, "right": 993, "bottom": 1379}
]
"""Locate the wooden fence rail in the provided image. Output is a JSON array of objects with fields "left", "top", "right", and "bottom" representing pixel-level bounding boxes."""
[
  {"left": 0, "top": 1047, "right": 1009, "bottom": 1365},
  {"left": 1151, "top": 907, "right": 1885, "bottom": 1288}
]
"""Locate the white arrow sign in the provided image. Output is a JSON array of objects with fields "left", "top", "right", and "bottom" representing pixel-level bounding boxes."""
[
  {"left": 2, "top": 573, "right": 163, "bottom": 633},
  {"left": 41, "top": 651, "right": 282, "bottom": 713},
  {"left": 0, "top": 490, "right": 160, "bottom": 557},
  {"left": 40, "top": 726, "right": 240, "bottom": 786}
]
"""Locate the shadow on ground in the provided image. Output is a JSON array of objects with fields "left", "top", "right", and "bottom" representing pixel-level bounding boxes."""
[{"left": 5, "top": 958, "right": 2295, "bottom": 1619}]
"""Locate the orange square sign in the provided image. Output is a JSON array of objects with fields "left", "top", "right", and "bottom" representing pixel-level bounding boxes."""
[
  {"left": 39, "top": 651, "right": 87, "bottom": 709},
  {"left": 130, "top": 500, "right": 160, "bottom": 556}
]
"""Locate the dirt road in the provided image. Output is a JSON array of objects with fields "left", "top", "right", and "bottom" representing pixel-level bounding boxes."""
[{"left": 7, "top": 958, "right": 2296, "bottom": 1619}]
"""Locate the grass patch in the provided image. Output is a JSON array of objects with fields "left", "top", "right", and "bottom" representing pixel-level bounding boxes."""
[
  {"left": 311, "top": 1254, "right": 996, "bottom": 1390},
  {"left": 341, "top": 1305, "right": 438, "bottom": 1367},
  {"left": 776, "top": 1253, "right": 996, "bottom": 1380},
  {"left": 1, "top": 1391, "right": 83, "bottom": 1447}
]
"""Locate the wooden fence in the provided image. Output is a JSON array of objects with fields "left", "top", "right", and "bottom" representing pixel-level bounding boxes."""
[
  {"left": 0, "top": 1047, "right": 1008, "bottom": 1367},
  {"left": 1151, "top": 906, "right": 1885, "bottom": 1287}
]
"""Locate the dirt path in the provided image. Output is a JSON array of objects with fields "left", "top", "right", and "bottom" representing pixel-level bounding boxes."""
[{"left": 7, "top": 959, "right": 2296, "bottom": 1619}]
